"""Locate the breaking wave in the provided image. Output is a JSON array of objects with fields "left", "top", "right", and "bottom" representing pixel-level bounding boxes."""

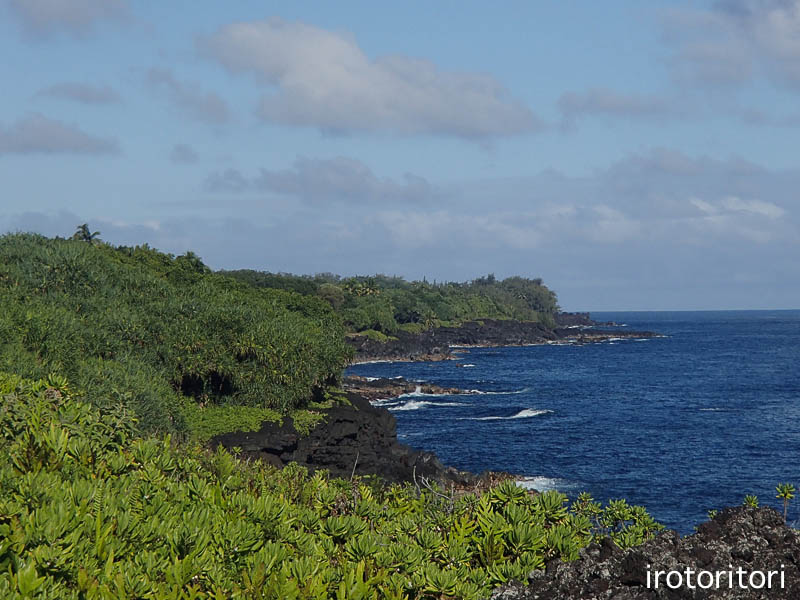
[
  {"left": 462, "top": 408, "right": 553, "bottom": 420},
  {"left": 389, "top": 400, "right": 468, "bottom": 411}
]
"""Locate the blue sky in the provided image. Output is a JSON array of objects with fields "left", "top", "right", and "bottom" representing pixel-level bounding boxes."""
[{"left": 1, "top": 0, "right": 799, "bottom": 310}]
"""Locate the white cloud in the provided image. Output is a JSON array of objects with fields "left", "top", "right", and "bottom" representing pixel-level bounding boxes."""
[
  {"left": 558, "top": 88, "right": 679, "bottom": 127},
  {"left": 204, "top": 156, "right": 435, "bottom": 205},
  {"left": 664, "top": 1, "right": 800, "bottom": 87},
  {"left": 8, "top": 0, "right": 129, "bottom": 37},
  {"left": 200, "top": 18, "right": 540, "bottom": 138},
  {"left": 0, "top": 113, "right": 119, "bottom": 155},
  {"left": 720, "top": 196, "right": 785, "bottom": 218},
  {"left": 36, "top": 82, "right": 121, "bottom": 104},
  {"left": 147, "top": 68, "right": 229, "bottom": 124}
]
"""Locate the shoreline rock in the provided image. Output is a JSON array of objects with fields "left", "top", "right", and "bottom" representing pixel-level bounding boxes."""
[
  {"left": 341, "top": 374, "right": 468, "bottom": 402},
  {"left": 347, "top": 317, "right": 660, "bottom": 363},
  {"left": 493, "top": 506, "right": 800, "bottom": 599},
  {"left": 211, "top": 392, "right": 477, "bottom": 487}
]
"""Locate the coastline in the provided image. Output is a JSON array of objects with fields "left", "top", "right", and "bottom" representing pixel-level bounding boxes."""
[{"left": 347, "top": 316, "right": 660, "bottom": 364}]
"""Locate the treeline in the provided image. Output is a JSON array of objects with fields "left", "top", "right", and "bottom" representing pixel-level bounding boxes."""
[
  {"left": 223, "top": 271, "right": 560, "bottom": 335},
  {"left": 0, "top": 233, "right": 352, "bottom": 439}
]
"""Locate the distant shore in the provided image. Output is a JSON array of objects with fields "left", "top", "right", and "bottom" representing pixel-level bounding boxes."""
[{"left": 347, "top": 314, "right": 660, "bottom": 364}]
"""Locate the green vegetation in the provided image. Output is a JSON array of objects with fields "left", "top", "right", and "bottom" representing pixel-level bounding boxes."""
[
  {"left": 776, "top": 483, "right": 795, "bottom": 522},
  {"left": 0, "top": 232, "right": 352, "bottom": 440},
  {"left": 223, "top": 271, "right": 560, "bottom": 335},
  {"left": 743, "top": 494, "right": 759, "bottom": 509},
  {"left": 0, "top": 374, "right": 665, "bottom": 599}
]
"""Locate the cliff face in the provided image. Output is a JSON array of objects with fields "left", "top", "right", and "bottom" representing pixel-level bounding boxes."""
[
  {"left": 493, "top": 506, "right": 800, "bottom": 600},
  {"left": 211, "top": 393, "right": 475, "bottom": 486}
]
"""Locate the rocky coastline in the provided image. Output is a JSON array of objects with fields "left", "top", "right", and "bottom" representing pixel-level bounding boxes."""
[
  {"left": 341, "top": 374, "right": 470, "bottom": 402},
  {"left": 348, "top": 314, "right": 659, "bottom": 363},
  {"left": 210, "top": 318, "right": 800, "bottom": 599},
  {"left": 211, "top": 391, "right": 479, "bottom": 487},
  {"left": 493, "top": 506, "right": 800, "bottom": 599}
]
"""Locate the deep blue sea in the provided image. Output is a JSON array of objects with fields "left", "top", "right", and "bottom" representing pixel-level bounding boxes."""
[{"left": 345, "top": 311, "right": 800, "bottom": 533}]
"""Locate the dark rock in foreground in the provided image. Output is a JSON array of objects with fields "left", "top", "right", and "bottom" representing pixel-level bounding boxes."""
[
  {"left": 211, "top": 393, "right": 475, "bottom": 486},
  {"left": 493, "top": 506, "right": 800, "bottom": 599}
]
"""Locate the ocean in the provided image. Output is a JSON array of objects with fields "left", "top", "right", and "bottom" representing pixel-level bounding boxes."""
[{"left": 345, "top": 310, "right": 800, "bottom": 533}]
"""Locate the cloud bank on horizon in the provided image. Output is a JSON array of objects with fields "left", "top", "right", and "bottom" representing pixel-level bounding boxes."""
[{"left": 0, "top": 0, "right": 798, "bottom": 310}]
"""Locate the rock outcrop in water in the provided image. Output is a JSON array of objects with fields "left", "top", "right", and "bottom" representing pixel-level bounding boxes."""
[
  {"left": 211, "top": 392, "right": 476, "bottom": 486},
  {"left": 492, "top": 506, "right": 800, "bottom": 599},
  {"left": 342, "top": 375, "right": 468, "bottom": 402}
]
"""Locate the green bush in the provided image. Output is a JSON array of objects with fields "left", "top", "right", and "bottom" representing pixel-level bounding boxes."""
[
  {"left": 226, "top": 270, "right": 561, "bottom": 335},
  {"left": 0, "top": 233, "right": 353, "bottom": 438},
  {"left": 0, "top": 373, "right": 664, "bottom": 600}
]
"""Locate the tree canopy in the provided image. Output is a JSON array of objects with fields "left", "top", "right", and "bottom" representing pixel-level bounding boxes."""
[{"left": 0, "top": 233, "right": 352, "bottom": 438}]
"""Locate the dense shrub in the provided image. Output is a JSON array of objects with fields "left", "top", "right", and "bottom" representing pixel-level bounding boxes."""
[
  {"left": 0, "top": 234, "right": 352, "bottom": 438},
  {"left": 224, "top": 271, "right": 560, "bottom": 334},
  {"left": 0, "top": 374, "right": 664, "bottom": 599}
]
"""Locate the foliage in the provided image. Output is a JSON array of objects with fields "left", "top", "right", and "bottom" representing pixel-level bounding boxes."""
[
  {"left": 0, "top": 233, "right": 352, "bottom": 438},
  {"left": 743, "top": 495, "right": 759, "bottom": 509},
  {"left": 0, "top": 374, "right": 665, "bottom": 599},
  {"left": 776, "top": 483, "right": 795, "bottom": 522},
  {"left": 224, "top": 270, "right": 560, "bottom": 334},
  {"left": 358, "top": 329, "right": 398, "bottom": 343}
]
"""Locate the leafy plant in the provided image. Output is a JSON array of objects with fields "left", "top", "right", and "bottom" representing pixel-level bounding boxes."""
[{"left": 776, "top": 483, "right": 795, "bottom": 522}]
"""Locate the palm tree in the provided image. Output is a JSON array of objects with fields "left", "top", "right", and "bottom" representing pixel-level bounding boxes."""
[
  {"left": 72, "top": 224, "right": 101, "bottom": 244},
  {"left": 776, "top": 483, "right": 795, "bottom": 522}
]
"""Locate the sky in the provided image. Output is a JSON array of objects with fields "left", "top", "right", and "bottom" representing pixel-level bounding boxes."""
[{"left": 1, "top": 0, "right": 799, "bottom": 311}]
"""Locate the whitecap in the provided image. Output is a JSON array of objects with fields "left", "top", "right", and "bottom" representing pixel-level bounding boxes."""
[
  {"left": 699, "top": 408, "right": 725, "bottom": 412},
  {"left": 369, "top": 398, "right": 402, "bottom": 407},
  {"left": 516, "top": 476, "right": 573, "bottom": 492},
  {"left": 464, "top": 388, "right": 528, "bottom": 396},
  {"left": 389, "top": 400, "right": 468, "bottom": 411},
  {"left": 462, "top": 408, "right": 553, "bottom": 420},
  {"left": 460, "top": 363, "right": 476, "bottom": 367}
]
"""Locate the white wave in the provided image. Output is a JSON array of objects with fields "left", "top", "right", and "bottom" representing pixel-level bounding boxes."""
[
  {"left": 396, "top": 388, "right": 451, "bottom": 399},
  {"left": 635, "top": 338, "right": 650, "bottom": 342},
  {"left": 464, "top": 388, "right": 528, "bottom": 395},
  {"left": 389, "top": 400, "right": 468, "bottom": 411},
  {"left": 516, "top": 476, "right": 573, "bottom": 492},
  {"left": 351, "top": 359, "right": 395, "bottom": 365},
  {"left": 370, "top": 398, "right": 402, "bottom": 407},
  {"left": 460, "top": 363, "right": 476, "bottom": 367},
  {"left": 463, "top": 408, "right": 553, "bottom": 420},
  {"left": 699, "top": 408, "right": 725, "bottom": 412}
]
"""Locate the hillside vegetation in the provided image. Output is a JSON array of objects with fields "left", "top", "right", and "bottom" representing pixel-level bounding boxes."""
[
  {"left": 0, "top": 373, "right": 664, "bottom": 599},
  {"left": 223, "top": 271, "right": 560, "bottom": 335},
  {"left": 0, "top": 233, "right": 352, "bottom": 439}
]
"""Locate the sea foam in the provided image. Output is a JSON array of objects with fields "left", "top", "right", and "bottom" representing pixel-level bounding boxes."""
[{"left": 463, "top": 408, "right": 553, "bottom": 420}]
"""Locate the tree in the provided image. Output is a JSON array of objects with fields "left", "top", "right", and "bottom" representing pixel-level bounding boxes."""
[
  {"left": 71, "top": 223, "right": 101, "bottom": 244},
  {"left": 776, "top": 483, "right": 795, "bottom": 522}
]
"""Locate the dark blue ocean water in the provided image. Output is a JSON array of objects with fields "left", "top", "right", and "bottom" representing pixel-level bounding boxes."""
[{"left": 346, "top": 311, "right": 800, "bottom": 533}]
